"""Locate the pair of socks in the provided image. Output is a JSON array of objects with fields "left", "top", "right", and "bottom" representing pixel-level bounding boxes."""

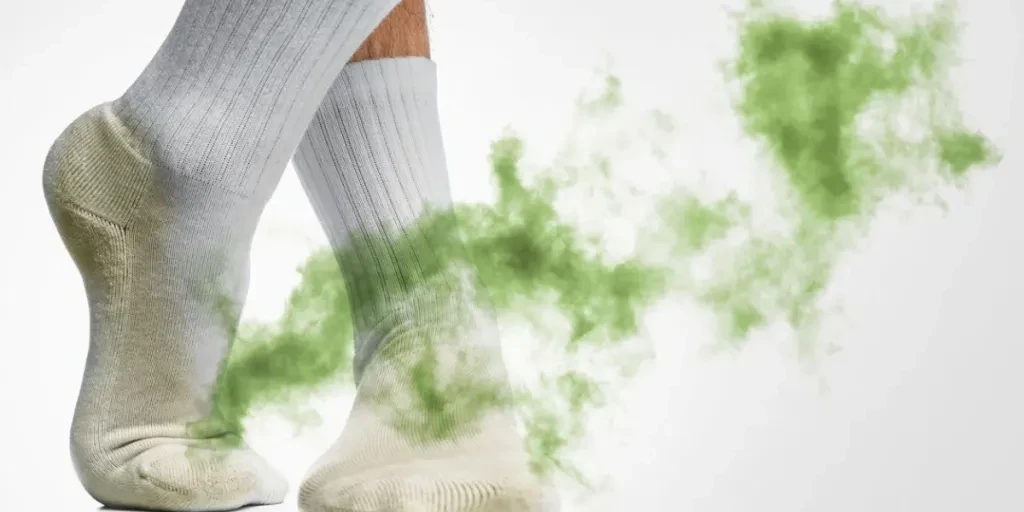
[{"left": 42, "top": 0, "right": 551, "bottom": 510}]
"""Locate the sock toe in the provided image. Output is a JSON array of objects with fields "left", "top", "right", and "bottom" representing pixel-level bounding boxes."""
[
  {"left": 85, "top": 443, "right": 288, "bottom": 512},
  {"left": 299, "top": 456, "right": 556, "bottom": 512}
]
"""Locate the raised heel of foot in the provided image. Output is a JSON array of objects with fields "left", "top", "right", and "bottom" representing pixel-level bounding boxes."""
[{"left": 43, "top": 102, "right": 154, "bottom": 228}]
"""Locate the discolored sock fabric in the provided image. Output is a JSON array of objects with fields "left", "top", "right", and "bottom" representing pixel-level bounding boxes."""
[
  {"left": 292, "top": 57, "right": 558, "bottom": 512},
  {"left": 41, "top": 1, "right": 400, "bottom": 510}
]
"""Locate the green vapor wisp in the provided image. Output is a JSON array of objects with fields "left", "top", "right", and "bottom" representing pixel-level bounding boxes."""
[{"left": 684, "top": 0, "right": 1000, "bottom": 351}]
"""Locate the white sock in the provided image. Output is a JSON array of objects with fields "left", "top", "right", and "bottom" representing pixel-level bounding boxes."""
[
  {"left": 41, "top": 1, "right": 399, "bottom": 510},
  {"left": 292, "top": 57, "right": 558, "bottom": 512}
]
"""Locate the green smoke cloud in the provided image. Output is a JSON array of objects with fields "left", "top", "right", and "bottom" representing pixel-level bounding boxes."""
[{"left": 187, "top": 0, "right": 1000, "bottom": 490}]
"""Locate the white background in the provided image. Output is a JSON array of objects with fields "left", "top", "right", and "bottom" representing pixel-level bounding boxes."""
[{"left": 0, "top": 0, "right": 1021, "bottom": 510}]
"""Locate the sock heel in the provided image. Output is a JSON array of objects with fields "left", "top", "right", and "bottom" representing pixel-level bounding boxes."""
[{"left": 43, "top": 102, "right": 155, "bottom": 228}]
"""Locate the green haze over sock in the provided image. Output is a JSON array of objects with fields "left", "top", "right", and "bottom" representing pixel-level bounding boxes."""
[{"left": 188, "top": 0, "right": 1000, "bottom": 487}]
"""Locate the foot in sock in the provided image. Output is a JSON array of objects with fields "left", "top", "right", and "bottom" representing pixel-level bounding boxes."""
[
  {"left": 292, "top": 58, "right": 558, "bottom": 512},
  {"left": 298, "top": 295, "right": 558, "bottom": 512},
  {"left": 42, "top": 0, "right": 401, "bottom": 509},
  {"left": 43, "top": 101, "right": 287, "bottom": 512}
]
